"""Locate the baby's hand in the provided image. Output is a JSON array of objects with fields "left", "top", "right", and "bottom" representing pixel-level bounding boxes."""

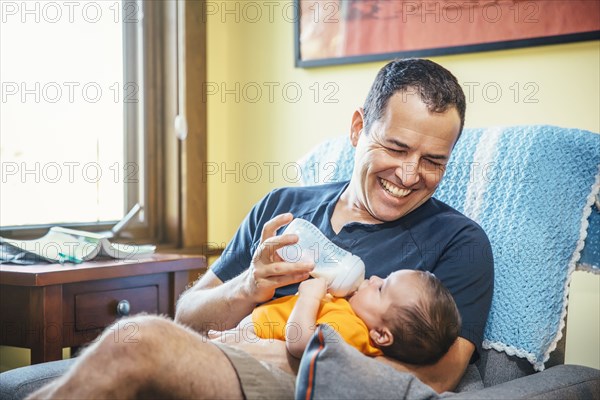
[{"left": 298, "top": 278, "right": 328, "bottom": 301}]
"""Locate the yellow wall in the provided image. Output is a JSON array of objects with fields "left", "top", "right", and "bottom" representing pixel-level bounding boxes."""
[
  {"left": 206, "top": 8, "right": 599, "bottom": 370},
  {"left": 1, "top": 4, "right": 598, "bottom": 374}
]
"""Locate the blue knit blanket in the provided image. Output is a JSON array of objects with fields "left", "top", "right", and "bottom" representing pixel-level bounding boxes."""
[{"left": 299, "top": 125, "right": 600, "bottom": 371}]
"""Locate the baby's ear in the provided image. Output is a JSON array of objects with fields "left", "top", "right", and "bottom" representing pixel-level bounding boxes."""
[{"left": 369, "top": 327, "right": 393, "bottom": 347}]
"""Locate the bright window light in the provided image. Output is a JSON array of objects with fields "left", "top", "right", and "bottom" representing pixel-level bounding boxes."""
[{"left": 0, "top": 1, "right": 133, "bottom": 226}]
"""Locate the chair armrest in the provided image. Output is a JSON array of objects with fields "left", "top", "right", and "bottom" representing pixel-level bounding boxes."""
[
  {"left": 0, "top": 358, "right": 75, "bottom": 400},
  {"left": 445, "top": 364, "right": 600, "bottom": 399}
]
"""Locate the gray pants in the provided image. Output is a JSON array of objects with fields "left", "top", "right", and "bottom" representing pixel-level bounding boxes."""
[
  {"left": 0, "top": 344, "right": 296, "bottom": 400},
  {"left": 213, "top": 341, "right": 296, "bottom": 400}
]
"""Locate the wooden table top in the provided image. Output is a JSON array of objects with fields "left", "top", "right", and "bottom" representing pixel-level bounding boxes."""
[{"left": 0, "top": 253, "right": 206, "bottom": 287}]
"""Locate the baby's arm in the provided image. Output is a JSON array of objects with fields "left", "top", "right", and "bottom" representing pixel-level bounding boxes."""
[{"left": 287, "top": 278, "right": 327, "bottom": 358}]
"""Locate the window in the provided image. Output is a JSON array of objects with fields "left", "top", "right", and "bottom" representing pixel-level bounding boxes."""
[
  {"left": 1, "top": 0, "right": 149, "bottom": 238},
  {"left": 1, "top": 1, "right": 207, "bottom": 248}
]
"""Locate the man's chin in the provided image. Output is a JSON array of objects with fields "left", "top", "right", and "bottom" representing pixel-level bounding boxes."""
[{"left": 374, "top": 199, "right": 430, "bottom": 221}]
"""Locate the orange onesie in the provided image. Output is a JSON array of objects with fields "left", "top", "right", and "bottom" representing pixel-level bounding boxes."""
[{"left": 251, "top": 294, "right": 382, "bottom": 356}]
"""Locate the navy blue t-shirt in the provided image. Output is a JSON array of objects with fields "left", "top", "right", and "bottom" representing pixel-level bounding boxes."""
[{"left": 212, "top": 181, "right": 494, "bottom": 361}]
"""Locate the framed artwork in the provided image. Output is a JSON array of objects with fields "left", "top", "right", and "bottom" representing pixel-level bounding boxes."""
[{"left": 295, "top": 0, "right": 600, "bottom": 67}]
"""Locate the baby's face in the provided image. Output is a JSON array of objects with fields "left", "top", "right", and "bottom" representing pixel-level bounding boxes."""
[{"left": 348, "top": 270, "right": 422, "bottom": 330}]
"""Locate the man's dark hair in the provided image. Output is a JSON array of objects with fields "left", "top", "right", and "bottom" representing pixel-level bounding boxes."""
[
  {"left": 381, "top": 271, "right": 461, "bottom": 365},
  {"left": 363, "top": 58, "right": 466, "bottom": 141}
]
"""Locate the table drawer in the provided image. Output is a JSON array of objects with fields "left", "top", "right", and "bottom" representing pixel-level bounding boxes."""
[
  {"left": 62, "top": 274, "right": 170, "bottom": 346},
  {"left": 0, "top": 255, "right": 204, "bottom": 364},
  {"left": 74, "top": 285, "right": 159, "bottom": 331}
]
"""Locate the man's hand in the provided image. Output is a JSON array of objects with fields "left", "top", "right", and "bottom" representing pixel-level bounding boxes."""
[
  {"left": 246, "top": 213, "right": 315, "bottom": 303},
  {"left": 176, "top": 213, "right": 314, "bottom": 333}
]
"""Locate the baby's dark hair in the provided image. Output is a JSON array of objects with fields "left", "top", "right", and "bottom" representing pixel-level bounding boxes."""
[{"left": 381, "top": 271, "right": 461, "bottom": 365}]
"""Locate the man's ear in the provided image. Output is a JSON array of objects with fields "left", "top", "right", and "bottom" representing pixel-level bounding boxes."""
[
  {"left": 350, "top": 108, "right": 365, "bottom": 147},
  {"left": 369, "top": 327, "right": 393, "bottom": 347}
]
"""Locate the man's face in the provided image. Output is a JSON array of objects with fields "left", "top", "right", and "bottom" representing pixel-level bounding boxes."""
[{"left": 349, "top": 91, "right": 461, "bottom": 222}]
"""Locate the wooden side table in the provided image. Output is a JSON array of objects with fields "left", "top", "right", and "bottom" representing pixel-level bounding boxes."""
[{"left": 0, "top": 253, "right": 206, "bottom": 364}]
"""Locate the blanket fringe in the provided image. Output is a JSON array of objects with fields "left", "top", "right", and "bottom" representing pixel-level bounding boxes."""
[
  {"left": 574, "top": 167, "right": 600, "bottom": 275},
  {"left": 576, "top": 263, "right": 600, "bottom": 274},
  {"left": 485, "top": 166, "right": 600, "bottom": 372},
  {"left": 482, "top": 340, "right": 543, "bottom": 371},
  {"left": 545, "top": 166, "right": 600, "bottom": 370}
]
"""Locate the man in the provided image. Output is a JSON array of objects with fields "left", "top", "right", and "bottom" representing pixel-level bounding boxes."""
[{"left": 28, "top": 59, "right": 493, "bottom": 399}]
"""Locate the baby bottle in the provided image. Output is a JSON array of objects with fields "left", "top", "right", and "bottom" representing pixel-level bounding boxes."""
[{"left": 277, "top": 218, "right": 365, "bottom": 297}]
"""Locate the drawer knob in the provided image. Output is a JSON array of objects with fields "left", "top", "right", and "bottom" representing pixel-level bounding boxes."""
[{"left": 116, "top": 300, "right": 131, "bottom": 317}]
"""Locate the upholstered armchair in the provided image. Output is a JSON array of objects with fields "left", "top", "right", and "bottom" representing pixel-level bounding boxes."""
[{"left": 1, "top": 125, "right": 599, "bottom": 399}]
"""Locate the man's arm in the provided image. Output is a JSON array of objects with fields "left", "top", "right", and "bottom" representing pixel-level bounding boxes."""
[
  {"left": 376, "top": 337, "right": 474, "bottom": 393},
  {"left": 175, "top": 269, "right": 256, "bottom": 333},
  {"left": 175, "top": 213, "right": 314, "bottom": 334},
  {"left": 286, "top": 278, "right": 327, "bottom": 358}
]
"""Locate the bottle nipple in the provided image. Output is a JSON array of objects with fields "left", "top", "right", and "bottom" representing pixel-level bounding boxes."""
[{"left": 327, "top": 255, "right": 365, "bottom": 297}]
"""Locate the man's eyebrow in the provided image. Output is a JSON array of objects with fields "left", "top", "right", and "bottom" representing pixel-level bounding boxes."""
[
  {"left": 386, "top": 138, "right": 410, "bottom": 150},
  {"left": 386, "top": 138, "right": 449, "bottom": 160}
]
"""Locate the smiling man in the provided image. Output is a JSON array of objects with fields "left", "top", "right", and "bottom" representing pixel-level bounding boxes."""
[
  {"left": 25, "top": 59, "right": 493, "bottom": 400},
  {"left": 336, "top": 87, "right": 462, "bottom": 228}
]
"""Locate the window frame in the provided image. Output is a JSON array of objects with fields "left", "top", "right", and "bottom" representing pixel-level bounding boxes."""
[{"left": 0, "top": 0, "right": 207, "bottom": 249}]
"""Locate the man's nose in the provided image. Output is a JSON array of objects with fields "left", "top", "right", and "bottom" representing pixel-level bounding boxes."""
[{"left": 396, "top": 160, "right": 421, "bottom": 187}]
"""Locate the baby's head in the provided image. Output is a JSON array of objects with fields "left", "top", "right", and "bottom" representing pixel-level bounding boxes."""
[{"left": 348, "top": 270, "right": 461, "bottom": 365}]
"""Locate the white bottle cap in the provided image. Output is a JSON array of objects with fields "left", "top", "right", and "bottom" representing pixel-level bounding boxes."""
[{"left": 328, "top": 255, "right": 365, "bottom": 297}]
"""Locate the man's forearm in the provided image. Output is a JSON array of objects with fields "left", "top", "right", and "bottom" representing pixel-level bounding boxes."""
[
  {"left": 376, "top": 337, "right": 474, "bottom": 393},
  {"left": 175, "top": 272, "right": 256, "bottom": 333},
  {"left": 174, "top": 213, "right": 315, "bottom": 335},
  {"left": 376, "top": 356, "right": 463, "bottom": 394}
]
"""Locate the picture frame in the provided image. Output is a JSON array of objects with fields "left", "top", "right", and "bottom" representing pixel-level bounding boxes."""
[{"left": 294, "top": 0, "right": 600, "bottom": 68}]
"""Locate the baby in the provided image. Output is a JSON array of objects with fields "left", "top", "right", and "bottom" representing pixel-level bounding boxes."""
[{"left": 249, "top": 270, "right": 461, "bottom": 364}]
